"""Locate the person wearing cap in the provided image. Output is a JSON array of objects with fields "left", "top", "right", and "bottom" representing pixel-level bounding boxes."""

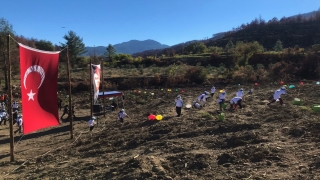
[
  {"left": 14, "top": 114, "right": 23, "bottom": 134},
  {"left": 118, "top": 109, "right": 129, "bottom": 123},
  {"left": 197, "top": 92, "right": 209, "bottom": 107},
  {"left": 267, "top": 86, "right": 287, "bottom": 106},
  {"left": 229, "top": 97, "right": 243, "bottom": 110},
  {"left": 0, "top": 109, "right": 8, "bottom": 125},
  {"left": 218, "top": 90, "right": 227, "bottom": 111},
  {"left": 12, "top": 101, "right": 19, "bottom": 112},
  {"left": 88, "top": 116, "right": 97, "bottom": 131},
  {"left": 236, "top": 88, "right": 244, "bottom": 98},
  {"left": 210, "top": 86, "right": 216, "bottom": 97},
  {"left": 175, "top": 95, "right": 183, "bottom": 117},
  {"left": 0, "top": 102, "right": 5, "bottom": 111}
]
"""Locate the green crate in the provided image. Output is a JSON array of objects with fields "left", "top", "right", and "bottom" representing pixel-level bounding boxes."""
[
  {"left": 312, "top": 105, "right": 320, "bottom": 112},
  {"left": 293, "top": 98, "right": 302, "bottom": 105}
]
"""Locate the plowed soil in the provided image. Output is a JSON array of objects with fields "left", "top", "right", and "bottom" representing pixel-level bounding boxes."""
[{"left": 1, "top": 82, "right": 320, "bottom": 180}]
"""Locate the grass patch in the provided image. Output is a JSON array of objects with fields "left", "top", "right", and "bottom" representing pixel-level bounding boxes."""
[
  {"left": 201, "top": 112, "right": 214, "bottom": 120},
  {"left": 299, "top": 106, "right": 312, "bottom": 112}
]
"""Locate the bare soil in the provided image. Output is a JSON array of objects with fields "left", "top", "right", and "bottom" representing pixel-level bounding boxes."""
[{"left": 0, "top": 82, "right": 320, "bottom": 180}]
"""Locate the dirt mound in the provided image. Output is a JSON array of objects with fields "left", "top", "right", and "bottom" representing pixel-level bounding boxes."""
[{"left": 1, "top": 82, "right": 320, "bottom": 179}]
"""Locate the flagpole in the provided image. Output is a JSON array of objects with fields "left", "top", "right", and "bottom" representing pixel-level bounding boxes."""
[
  {"left": 90, "top": 58, "right": 93, "bottom": 118},
  {"left": 101, "top": 58, "right": 105, "bottom": 117},
  {"left": 66, "top": 47, "right": 73, "bottom": 139},
  {"left": 7, "top": 34, "right": 14, "bottom": 162}
]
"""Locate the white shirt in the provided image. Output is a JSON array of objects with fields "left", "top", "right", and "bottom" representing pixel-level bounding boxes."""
[
  {"left": 230, "top": 97, "right": 242, "bottom": 104},
  {"left": 175, "top": 98, "right": 183, "bottom": 107},
  {"left": 88, "top": 119, "right": 96, "bottom": 127},
  {"left": 17, "top": 118, "right": 23, "bottom": 126},
  {"left": 273, "top": 89, "right": 286, "bottom": 100},
  {"left": 194, "top": 102, "right": 200, "bottom": 108},
  {"left": 218, "top": 93, "right": 226, "bottom": 102},
  {"left": 0, "top": 112, "right": 7, "bottom": 119},
  {"left": 118, "top": 112, "right": 127, "bottom": 119},
  {"left": 12, "top": 103, "right": 18, "bottom": 108},
  {"left": 236, "top": 90, "right": 244, "bottom": 97},
  {"left": 198, "top": 94, "right": 206, "bottom": 102},
  {"left": 211, "top": 87, "right": 216, "bottom": 93},
  {"left": 12, "top": 103, "right": 19, "bottom": 108}
]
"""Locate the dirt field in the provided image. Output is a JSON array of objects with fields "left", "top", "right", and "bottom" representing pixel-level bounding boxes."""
[{"left": 0, "top": 81, "right": 320, "bottom": 180}]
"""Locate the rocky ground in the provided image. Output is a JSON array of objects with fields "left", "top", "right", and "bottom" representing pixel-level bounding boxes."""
[{"left": 0, "top": 81, "right": 320, "bottom": 180}]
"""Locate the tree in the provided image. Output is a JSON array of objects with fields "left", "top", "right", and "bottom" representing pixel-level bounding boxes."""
[
  {"left": 207, "top": 46, "right": 223, "bottom": 55},
  {"left": 60, "top": 31, "right": 86, "bottom": 66},
  {"left": 225, "top": 40, "right": 235, "bottom": 52},
  {"left": 235, "top": 41, "right": 264, "bottom": 66},
  {"left": 0, "top": 18, "right": 15, "bottom": 89},
  {"left": 274, "top": 39, "right": 283, "bottom": 52},
  {"left": 185, "top": 42, "right": 207, "bottom": 54},
  {"left": 35, "top": 40, "right": 55, "bottom": 51},
  {"left": 310, "top": 44, "right": 320, "bottom": 52},
  {"left": 104, "top": 44, "right": 117, "bottom": 66}
]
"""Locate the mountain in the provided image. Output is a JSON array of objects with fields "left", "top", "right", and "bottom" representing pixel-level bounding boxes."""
[
  {"left": 84, "top": 39, "right": 169, "bottom": 56},
  {"left": 289, "top": 7, "right": 320, "bottom": 19}
]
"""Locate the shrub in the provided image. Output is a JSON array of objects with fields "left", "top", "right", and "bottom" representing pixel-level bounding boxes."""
[
  {"left": 167, "top": 75, "right": 187, "bottom": 86},
  {"left": 184, "top": 66, "right": 208, "bottom": 84},
  {"left": 232, "top": 67, "right": 247, "bottom": 82}
]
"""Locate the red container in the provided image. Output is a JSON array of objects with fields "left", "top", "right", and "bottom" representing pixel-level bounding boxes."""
[{"left": 148, "top": 114, "right": 156, "bottom": 120}]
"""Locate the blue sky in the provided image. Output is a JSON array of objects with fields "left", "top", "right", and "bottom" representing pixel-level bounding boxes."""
[{"left": 1, "top": 0, "right": 320, "bottom": 47}]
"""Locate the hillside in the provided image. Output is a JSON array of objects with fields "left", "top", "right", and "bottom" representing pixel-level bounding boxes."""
[
  {"left": 2, "top": 82, "right": 320, "bottom": 179},
  {"left": 289, "top": 8, "right": 320, "bottom": 19},
  {"left": 84, "top": 39, "right": 169, "bottom": 56},
  {"left": 133, "top": 10, "right": 320, "bottom": 57},
  {"left": 207, "top": 18, "right": 320, "bottom": 50}
]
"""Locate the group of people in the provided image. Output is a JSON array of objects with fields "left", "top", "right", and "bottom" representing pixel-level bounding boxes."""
[
  {"left": 0, "top": 101, "right": 23, "bottom": 134},
  {"left": 88, "top": 108, "right": 130, "bottom": 131},
  {"left": 86, "top": 84, "right": 287, "bottom": 132},
  {"left": 174, "top": 85, "right": 288, "bottom": 117}
]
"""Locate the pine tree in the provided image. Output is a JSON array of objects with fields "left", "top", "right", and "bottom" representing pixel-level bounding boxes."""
[
  {"left": 104, "top": 44, "right": 117, "bottom": 66},
  {"left": 274, "top": 39, "right": 283, "bottom": 52},
  {"left": 60, "top": 31, "right": 87, "bottom": 66}
]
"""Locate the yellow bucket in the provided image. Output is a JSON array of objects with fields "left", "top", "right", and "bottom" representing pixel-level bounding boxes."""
[{"left": 156, "top": 115, "right": 163, "bottom": 120}]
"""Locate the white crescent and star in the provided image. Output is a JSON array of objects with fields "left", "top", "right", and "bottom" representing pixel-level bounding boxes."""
[{"left": 24, "top": 65, "right": 45, "bottom": 101}]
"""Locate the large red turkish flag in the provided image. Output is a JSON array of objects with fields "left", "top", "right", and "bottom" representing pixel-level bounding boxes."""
[{"left": 19, "top": 43, "right": 60, "bottom": 134}]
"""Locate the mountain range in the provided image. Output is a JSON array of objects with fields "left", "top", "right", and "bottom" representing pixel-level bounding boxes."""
[
  {"left": 85, "top": 8, "right": 320, "bottom": 57},
  {"left": 84, "top": 39, "right": 169, "bottom": 56}
]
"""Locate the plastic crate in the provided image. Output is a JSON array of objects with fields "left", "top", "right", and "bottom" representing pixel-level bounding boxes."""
[
  {"left": 312, "top": 105, "right": 320, "bottom": 112},
  {"left": 293, "top": 98, "right": 302, "bottom": 105}
]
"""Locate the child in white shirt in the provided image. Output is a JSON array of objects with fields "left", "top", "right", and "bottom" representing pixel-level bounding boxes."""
[
  {"left": 88, "top": 116, "right": 97, "bottom": 131},
  {"left": 267, "top": 87, "right": 286, "bottom": 106}
]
